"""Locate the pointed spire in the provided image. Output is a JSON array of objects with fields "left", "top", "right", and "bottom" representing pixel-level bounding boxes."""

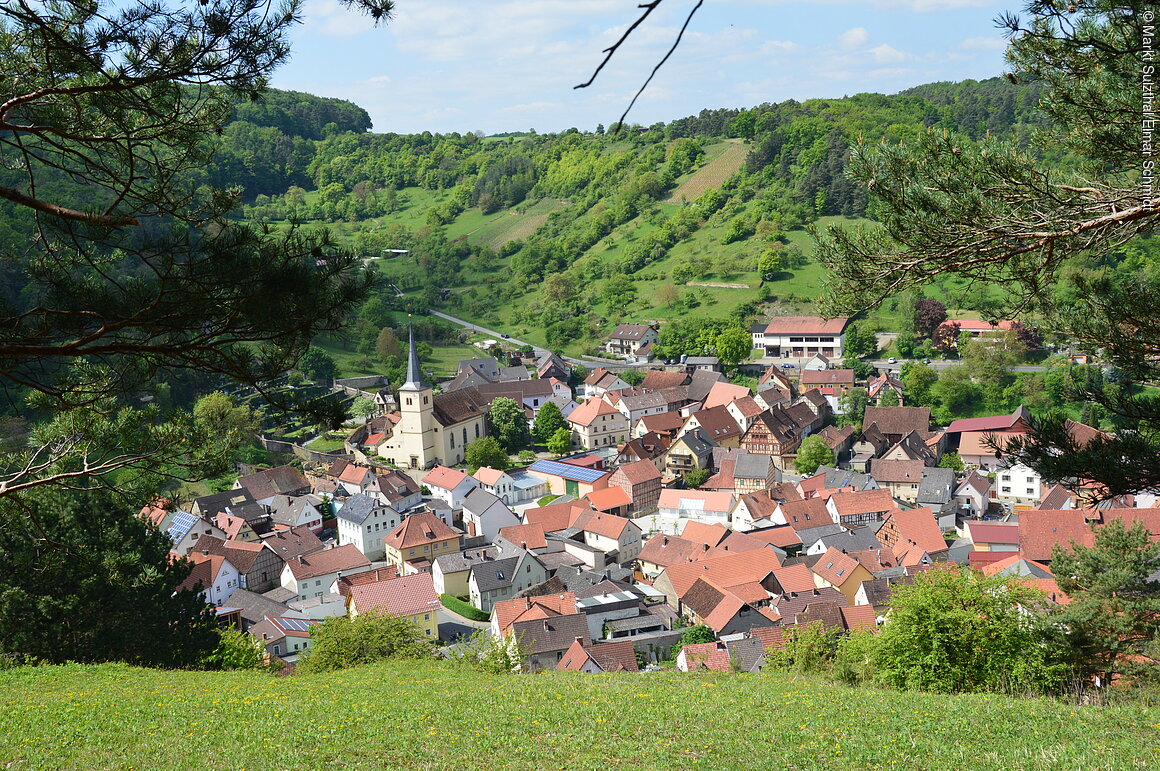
[{"left": 399, "top": 323, "right": 427, "bottom": 392}]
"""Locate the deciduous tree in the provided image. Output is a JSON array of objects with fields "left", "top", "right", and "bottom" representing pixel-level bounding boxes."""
[
  {"left": 794, "top": 434, "right": 835, "bottom": 476},
  {"left": 466, "top": 436, "right": 510, "bottom": 473},
  {"left": 487, "top": 397, "right": 531, "bottom": 452},
  {"left": 532, "top": 401, "right": 566, "bottom": 443}
]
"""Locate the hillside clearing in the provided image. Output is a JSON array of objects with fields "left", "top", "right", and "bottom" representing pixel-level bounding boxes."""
[
  {"left": 1, "top": 660, "right": 1156, "bottom": 770},
  {"left": 664, "top": 139, "right": 750, "bottom": 204}
]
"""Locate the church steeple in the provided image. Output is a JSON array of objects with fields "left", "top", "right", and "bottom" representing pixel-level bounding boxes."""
[{"left": 399, "top": 324, "right": 427, "bottom": 393}]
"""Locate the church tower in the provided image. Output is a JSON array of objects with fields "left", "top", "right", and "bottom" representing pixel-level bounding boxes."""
[{"left": 394, "top": 325, "right": 438, "bottom": 468}]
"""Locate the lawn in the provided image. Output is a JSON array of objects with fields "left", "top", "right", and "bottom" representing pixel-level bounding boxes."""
[
  {"left": 315, "top": 337, "right": 481, "bottom": 379},
  {"left": 1, "top": 660, "right": 1157, "bottom": 770}
]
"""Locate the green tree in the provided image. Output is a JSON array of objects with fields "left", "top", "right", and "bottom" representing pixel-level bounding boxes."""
[
  {"left": 532, "top": 401, "right": 566, "bottom": 443},
  {"left": 350, "top": 396, "right": 377, "bottom": 419},
  {"left": 820, "top": 1, "right": 1160, "bottom": 499},
  {"left": 843, "top": 322, "right": 878, "bottom": 359},
  {"left": 938, "top": 452, "right": 965, "bottom": 472},
  {"left": 542, "top": 272, "right": 577, "bottom": 305},
  {"left": 487, "top": 397, "right": 531, "bottom": 452},
  {"left": 757, "top": 248, "right": 782, "bottom": 282},
  {"left": 1049, "top": 519, "right": 1160, "bottom": 687},
  {"left": 901, "top": 361, "right": 938, "bottom": 408},
  {"left": 602, "top": 274, "right": 637, "bottom": 309},
  {"left": 714, "top": 326, "right": 754, "bottom": 370},
  {"left": 879, "top": 388, "right": 900, "bottom": 407},
  {"left": 297, "top": 611, "right": 437, "bottom": 674},
  {"left": 299, "top": 346, "right": 339, "bottom": 382},
  {"left": 375, "top": 327, "right": 403, "bottom": 364},
  {"left": 794, "top": 434, "right": 836, "bottom": 475},
  {"left": 193, "top": 391, "right": 259, "bottom": 443},
  {"left": 465, "top": 436, "right": 510, "bottom": 473},
  {"left": 871, "top": 566, "right": 1064, "bottom": 693},
  {"left": 547, "top": 427, "right": 573, "bottom": 456},
  {"left": 683, "top": 468, "right": 711, "bottom": 489},
  {"left": 838, "top": 388, "right": 869, "bottom": 429},
  {"left": 201, "top": 628, "right": 271, "bottom": 672},
  {"left": 0, "top": 488, "right": 217, "bottom": 666},
  {"left": 670, "top": 622, "right": 716, "bottom": 658}
]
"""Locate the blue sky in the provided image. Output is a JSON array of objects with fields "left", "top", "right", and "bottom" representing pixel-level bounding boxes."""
[{"left": 272, "top": 0, "right": 1016, "bottom": 135}]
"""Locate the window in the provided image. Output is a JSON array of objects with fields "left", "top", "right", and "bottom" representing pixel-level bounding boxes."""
[
  {"left": 315, "top": 580, "right": 321, "bottom": 587},
  {"left": 1002, "top": 487, "right": 1011, "bottom": 493},
  {"left": 424, "top": 613, "right": 430, "bottom": 621},
  {"left": 424, "top": 544, "right": 429, "bottom": 552}
]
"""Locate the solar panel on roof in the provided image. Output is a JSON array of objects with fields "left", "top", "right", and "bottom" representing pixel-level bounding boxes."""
[
  {"left": 529, "top": 459, "right": 605, "bottom": 483},
  {"left": 276, "top": 617, "right": 313, "bottom": 632},
  {"left": 167, "top": 511, "right": 198, "bottom": 542}
]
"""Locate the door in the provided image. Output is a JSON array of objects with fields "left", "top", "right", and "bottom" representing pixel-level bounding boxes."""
[{"left": 566, "top": 479, "right": 579, "bottom": 497}]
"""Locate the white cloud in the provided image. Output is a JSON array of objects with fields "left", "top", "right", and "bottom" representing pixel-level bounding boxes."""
[
  {"left": 300, "top": 0, "right": 379, "bottom": 37},
  {"left": 838, "top": 27, "right": 870, "bottom": 48},
  {"left": 869, "top": 43, "right": 909, "bottom": 64},
  {"left": 959, "top": 36, "right": 1007, "bottom": 50}
]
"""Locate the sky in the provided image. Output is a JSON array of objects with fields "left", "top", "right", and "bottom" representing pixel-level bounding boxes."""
[{"left": 272, "top": 0, "right": 1017, "bottom": 135}]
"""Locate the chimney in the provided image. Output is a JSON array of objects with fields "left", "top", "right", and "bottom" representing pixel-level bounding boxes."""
[
  {"left": 542, "top": 620, "right": 550, "bottom": 631},
  {"left": 525, "top": 598, "right": 532, "bottom": 609},
  {"left": 202, "top": 549, "right": 210, "bottom": 557},
  {"left": 662, "top": 536, "right": 668, "bottom": 546}
]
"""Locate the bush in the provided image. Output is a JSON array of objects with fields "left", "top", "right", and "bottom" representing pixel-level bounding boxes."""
[
  {"left": 832, "top": 629, "right": 880, "bottom": 685},
  {"left": 440, "top": 594, "right": 490, "bottom": 622},
  {"left": 447, "top": 629, "right": 528, "bottom": 674},
  {"left": 766, "top": 621, "right": 838, "bottom": 675},
  {"left": 201, "top": 628, "right": 272, "bottom": 672},
  {"left": 297, "top": 611, "right": 436, "bottom": 674}
]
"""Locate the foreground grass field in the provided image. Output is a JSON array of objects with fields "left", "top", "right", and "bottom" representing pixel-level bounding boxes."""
[{"left": 1, "top": 660, "right": 1157, "bottom": 770}]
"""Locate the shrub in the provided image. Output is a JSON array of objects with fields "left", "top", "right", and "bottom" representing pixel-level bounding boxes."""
[
  {"left": 440, "top": 594, "right": 490, "bottom": 622},
  {"left": 201, "top": 628, "right": 272, "bottom": 672},
  {"left": 766, "top": 621, "right": 838, "bottom": 675},
  {"left": 297, "top": 611, "right": 436, "bottom": 674},
  {"left": 832, "top": 628, "right": 880, "bottom": 685}
]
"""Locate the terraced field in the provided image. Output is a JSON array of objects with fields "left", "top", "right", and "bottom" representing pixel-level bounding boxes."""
[{"left": 665, "top": 139, "right": 750, "bottom": 204}]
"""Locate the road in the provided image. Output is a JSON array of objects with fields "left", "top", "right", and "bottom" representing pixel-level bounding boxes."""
[{"left": 867, "top": 359, "right": 1047, "bottom": 373}]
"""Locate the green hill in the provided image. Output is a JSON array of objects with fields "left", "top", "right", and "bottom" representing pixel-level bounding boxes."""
[{"left": 2, "top": 660, "right": 1157, "bottom": 769}]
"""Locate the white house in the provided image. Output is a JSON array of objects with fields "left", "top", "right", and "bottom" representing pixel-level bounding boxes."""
[
  {"left": 181, "top": 553, "right": 241, "bottom": 606},
  {"left": 421, "top": 465, "right": 480, "bottom": 508},
  {"left": 266, "top": 495, "right": 323, "bottom": 532},
  {"left": 571, "top": 510, "right": 643, "bottom": 565},
  {"left": 334, "top": 493, "right": 402, "bottom": 560},
  {"left": 751, "top": 316, "right": 849, "bottom": 359},
  {"left": 460, "top": 487, "right": 521, "bottom": 542},
  {"left": 165, "top": 510, "right": 227, "bottom": 556},
  {"left": 472, "top": 466, "right": 519, "bottom": 506},
  {"left": 993, "top": 462, "right": 1043, "bottom": 507},
  {"left": 468, "top": 547, "right": 548, "bottom": 613},
  {"left": 280, "top": 544, "right": 373, "bottom": 601}
]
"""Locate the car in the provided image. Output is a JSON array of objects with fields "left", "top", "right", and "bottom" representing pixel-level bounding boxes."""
[
  {"left": 923, "top": 358, "right": 932, "bottom": 364},
  {"left": 500, "top": 333, "right": 510, "bottom": 339},
  {"left": 781, "top": 362, "right": 795, "bottom": 369},
  {"left": 888, "top": 357, "right": 898, "bottom": 364}
]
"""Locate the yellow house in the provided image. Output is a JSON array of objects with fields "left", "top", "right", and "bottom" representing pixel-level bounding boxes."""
[
  {"left": 348, "top": 572, "right": 441, "bottom": 640},
  {"left": 810, "top": 547, "right": 875, "bottom": 604},
  {"left": 383, "top": 511, "right": 462, "bottom": 574}
]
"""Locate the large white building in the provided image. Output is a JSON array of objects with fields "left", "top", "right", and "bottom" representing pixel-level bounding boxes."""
[{"left": 751, "top": 316, "right": 849, "bottom": 359}]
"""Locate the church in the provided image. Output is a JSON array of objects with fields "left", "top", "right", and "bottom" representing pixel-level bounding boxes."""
[{"left": 376, "top": 328, "right": 488, "bottom": 470}]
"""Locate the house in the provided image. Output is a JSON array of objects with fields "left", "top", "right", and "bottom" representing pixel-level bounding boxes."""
[
  {"left": 869, "top": 459, "right": 926, "bottom": 504},
  {"left": 265, "top": 495, "right": 324, "bottom": 532},
  {"left": 608, "top": 459, "right": 663, "bottom": 514},
  {"left": 634, "top": 410, "right": 685, "bottom": 439},
  {"left": 956, "top": 472, "right": 992, "bottom": 518},
  {"left": 198, "top": 535, "right": 284, "bottom": 594},
  {"left": 681, "top": 580, "right": 777, "bottom": 637},
  {"left": 681, "top": 406, "right": 743, "bottom": 448},
  {"left": 492, "top": 592, "right": 579, "bottom": 636},
  {"left": 537, "top": 352, "right": 571, "bottom": 383},
  {"left": 163, "top": 510, "right": 227, "bottom": 556},
  {"left": 993, "top": 462, "right": 1044, "bottom": 507},
  {"left": 877, "top": 507, "right": 949, "bottom": 564},
  {"left": 811, "top": 547, "right": 875, "bottom": 604},
  {"left": 433, "top": 545, "right": 501, "bottom": 598},
  {"left": 656, "top": 489, "right": 736, "bottom": 530},
  {"left": 191, "top": 488, "right": 257, "bottom": 520},
  {"left": 916, "top": 467, "right": 959, "bottom": 528},
  {"left": 234, "top": 465, "right": 311, "bottom": 504},
  {"left": 730, "top": 452, "right": 777, "bottom": 495},
  {"left": 421, "top": 465, "right": 480, "bottom": 508},
  {"left": 263, "top": 525, "right": 326, "bottom": 563},
  {"left": 335, "top": 494, "right": 401, "bottom": 560},
  {"left": 557, "top": 639, "right": 640, "bottom": 672},
  {"left": 964, "top": 520, "right": 1021, "bottom": 552},
  {"left": 637, "top": 534, "right": 714, "bottom": 579},
  {"left": 250, "top": 616, "right": 321, "bottom": 662},
  {"left": 803, "top": 525, "right": 883, "bottom": 556},
  {"left": 348, "top": 572, "right": 441, "bottom": 640},
  {"left": 825, "top": 489, "right": 896, "bottom": 528},
  {"left": 280, "top": 544, "right": 373, "bottom": 600},
  {"left": 1019, "top": 508, "right": 1160, "bottom": 563},
  {"left": 383, "top": 511, "right": 462, "bottom": 574},
  {"left": 571, "top": 510, "right": 643, "bottom": 565},
  {"left": 179, "top": 552, "right": 241, "bottom": 606},
  {"left": 472, "top": 466, "right": 520, "bottom": 506},
  {"left": 655, "top": 549, "right": 783, "bottom": 612},
  {"left": 739, "top": 409, "right": 801, "bottom": 467},
  {"left": 685, "top": 356, "right": 721, "bottom": 372},
  {"left": 605, "top": 323, "right": 659, "bottom": 357},
  {"left": 799, "top": 369, "right": 855, "bottom": 413},
  {"left": 862, "top": 406, "right": 932, "bottom": 446},
  {"left": 817, "top": 425, "right": 855, "bottom": 463},
  {"left": 567, "top": 397, "right": 630, "bottom": 450},
  {"left": 663, "top": 428, "right": 716, "bottom": 477},
  {"left": 337, "top": 464, "right": 379, "bottom": 496},
  {"left": 583, "top": 368, "right": 630, "bottom": 398},
  {"left": 469, "top": 547, "right": 548, "bottom": 613},
  {"left": 509, "top": 613, "right": 592, "bottom": 671},
  {"left": 776, "top": 498, "right": 836, "bottom": 530},
  {"left": 937, "top": 318, "right": 1019, "bottom": 344},
  {"left": 376, "top": 329, "right": 488, "bottom": 469},
  {"left": 474, "top": 378, "right": 575, "bottom": 420},
  {"left": 528, "top": 459, "right": 610, "bottom": 498},
  {"left": 583, "top": 486, "right": 633, "bottom": 518},
  {"left": 751, "top": 316, "right": 849, "bottom": 359},
  {"left": 373, "top": 469, "right": 422, "bottom": 511},
  {"left": 880, "top": 430, "right": 938, "bottom": 466},
  {"left": 461, "top": 487, "right": 521, "bottom": 541},
  {"left": 677, "top": 638, "right": 766, "bottom": 673},
  {"left": 607, "top": 390, "right": 670, "bottom": 424},
  {"left": 867, "top": 373, "right": 904, "bottom": 406}
]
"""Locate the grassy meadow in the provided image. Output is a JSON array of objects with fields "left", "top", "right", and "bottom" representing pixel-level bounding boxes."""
[{"left": 1, "top": 660, "right": 1157, "bottom": 770}]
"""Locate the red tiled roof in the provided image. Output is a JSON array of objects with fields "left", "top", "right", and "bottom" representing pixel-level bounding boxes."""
[
  {"left": 285, "top": 544, "right": 371, "bottom": 580},
  {"left": 882, "top": 506, "right": 947, "bottom": 558},
  {"left": 383, "top": 512, "right": 460, "bottom": 550},
  {"left": 338, "top": 464, "right": 374, "bottom": 485},
  {"left": 493, "top": 593, "right": 577, "bottom": 635},
  {"left": 350, "top": 572, "right": 440, "bottom": 618},
  {"left": 473, "top": 466, "right": 508, "bottom": 486},
  {"left": 812, "top": 547, "right": 865, "bottom": 587},
  {"left": 524, "top": 500, "right": 588, "bottom": 533},
  {"left": 665, "top": 549, "right": 783, "bottom": 599},
  {"left": 680, "top": 520, "right": 729, "bottom": 547},
  {"left": 498, "top": 523, "right": 548, "bottom": 550},
  {"left": 1019, "top": 508, "right": 1160, "bottom": 561},
  {"left": 638, "top": 534, "right": 713, "bottom": 568},
  {"left": 946, "top": 406, "right": 1031, "bottom": 434},
  {"left": 771, "top": 563, "right": 816, "bottom": 594},
  {"left": 703, "top": 381, "right": 752, "bottom": 410},
  {"left": 746, "top": 526, "right": 803, "bottom": 550},
  {"left": 760, "top": 316, "right": 849, "bottom": 335},
  {"left": 583, "top": 487, "right": 633, "bottom": 512},
  {"left": 779, "top": 498, "right": 834, "bottom": 530},
  {"left": 828, "top": 489, "right": 896, "bottom": 517},
  {"left": 572, "top": 510, "right": 635, "bottom": 539},
  {"left": 422, "top": 465, "right": 470, "bottom": 490},
  {"left": 840, "top": 604, "right": 878, "bottom": 631},
  {"left": 614, "top": 459, "right": 662, "bottom": 485},
  {"left": 680, "top": 641, "right": 733, "bottom": 671},
  {"left": 568, "top": 397, "right": 621, "bottom": 427},
  {"left": 336, "top": 566, "right": 399, "bottom": 596},
  {"left": 800, "top": 369, "right": 855, "bottom": 386},
  {"left": 966, "top": 521, "right": 1020, "bottom": 545},
  {"left": 586, "top": 640, "right": 640, "bottom": 672}
]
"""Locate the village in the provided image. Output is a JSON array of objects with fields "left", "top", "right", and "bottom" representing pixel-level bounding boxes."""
[{"left": 148, "top": 315, "right": 1160, "bottom": 674}]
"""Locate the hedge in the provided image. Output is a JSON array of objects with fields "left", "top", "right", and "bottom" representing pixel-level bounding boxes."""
[{"left": 439, "top": 594, "right": 490, "bottom": 622}]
